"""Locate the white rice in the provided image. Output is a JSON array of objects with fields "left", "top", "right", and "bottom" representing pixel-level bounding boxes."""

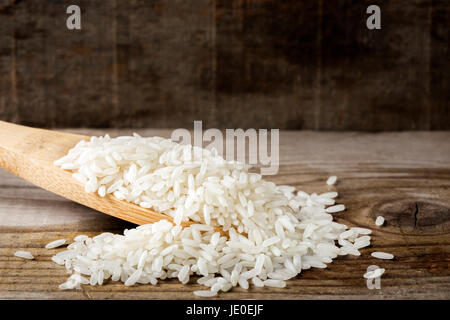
[
  {"left": 59, "top": 273, "right": 89, "bottom": 290},
  {"left": 193, "top": 290, "right": 218, "bottom": 297},
  {"left": 375, "top": 216, "right": 385, "bottom": 226},
  {"left": 54, "top": 134, "right": 292, "bottom": 233},
  {"left": 363, "top": 268, "right": 385, "bottom": 279},
  {"left": 14, "top": 251, "right": 34, "bottom": 260},
  {"left": 50, "top": 134, "right": 379, "bottom": 296},
  {"left": 325, "top": 204, "right": 345, "bottom": 213},
  {"left": 371, "top": 252, "right": 394, "bottom": 260},
  {"left": 263, "top": 279, "right": 286, "bottom": 288},
  {"left": 45, "top": 239, "right": 67, "bottom": 249},
  {"left": 319, "top": 191, "right": 338, "bottom": 199},
  {"left": 326, "top": 176, "right": 337, "bottom": 185},
  {"left": 351, "top": 227, "right": 372, "bottom": 236}
]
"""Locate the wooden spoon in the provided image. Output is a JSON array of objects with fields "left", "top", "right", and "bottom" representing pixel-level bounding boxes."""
[{"left": 0, "top": 121, "right": 192, "bottom": 227}]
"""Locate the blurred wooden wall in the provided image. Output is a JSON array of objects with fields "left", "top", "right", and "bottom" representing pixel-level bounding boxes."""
[{"left": 0, "top": 0, "right": 448, "bottom": 130}]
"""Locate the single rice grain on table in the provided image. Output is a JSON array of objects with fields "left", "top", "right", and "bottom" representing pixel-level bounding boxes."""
[{"left": 48, "top": 134, "right": 381, "bottom": 296}]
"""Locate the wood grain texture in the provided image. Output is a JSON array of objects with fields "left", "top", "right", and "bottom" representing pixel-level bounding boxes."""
[
  {"left": 0, "top": 0, "right": 448, "bottom": 130},
  {"left": 0, "top": 129, "right": 449, "bottom": 299}
]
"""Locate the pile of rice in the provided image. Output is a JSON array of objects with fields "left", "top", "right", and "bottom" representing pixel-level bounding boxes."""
[{"left": 52, "top": 134, "right": 374, "bottom": 296}]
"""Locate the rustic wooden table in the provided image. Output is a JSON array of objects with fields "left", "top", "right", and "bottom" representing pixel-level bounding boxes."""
[{"left": 1, "top": 130, "right": 449, "bottom": 299}]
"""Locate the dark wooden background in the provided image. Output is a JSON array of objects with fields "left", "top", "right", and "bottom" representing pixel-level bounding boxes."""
[{"left": 0, "top": 0, "right": 448, "bottom": 130}]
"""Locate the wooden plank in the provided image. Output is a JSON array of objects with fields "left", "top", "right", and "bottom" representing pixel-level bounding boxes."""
[
  {"left": 0, "top": 130, "right": 449, "bottom": 299},
  {"left": 0, "top": 122, "right": 203, "bottom": 228},
  {"left": 0, "top": 1, "right": 448, "bottom": 130}
]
